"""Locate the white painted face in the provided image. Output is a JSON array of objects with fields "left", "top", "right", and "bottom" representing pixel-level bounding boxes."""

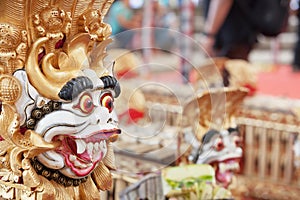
[
  {"left": 196, "top": 130, "right": 243, "bottom": 164},
  {"left": 196, "top": 129, "right": 242, "bottom": 188},
  {"left": 14, "top": 70, "right": 120, "bottom": 179}
]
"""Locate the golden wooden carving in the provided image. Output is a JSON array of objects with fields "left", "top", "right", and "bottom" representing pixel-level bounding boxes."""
[
  {"left": 0, "top": 0, "right": 120, "bottom": 199},
  {"left": 195, "top": 87, "right": 248, "bottom": 139}
]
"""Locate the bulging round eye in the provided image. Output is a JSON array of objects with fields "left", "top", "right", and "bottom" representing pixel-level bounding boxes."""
[
  {"left": 214, "top": 137, "right": 224, "bottom": 151},
  {"left": 101, "top": 93, "right": 114, "bottom": 113},
  {"left": 79, "top": 94, "right": 94, "bottom": 114},
  {"left": 233, "top": 135, "right": 242, "bottom": 147}
]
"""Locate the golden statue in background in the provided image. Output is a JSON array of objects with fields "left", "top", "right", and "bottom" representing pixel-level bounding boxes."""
[{"left": 0, "top": 0, "right": 121, "bottom": 199}]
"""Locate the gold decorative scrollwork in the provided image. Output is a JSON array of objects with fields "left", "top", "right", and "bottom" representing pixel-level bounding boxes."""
[
  {"left": 78, "top": 8, "right": 112, "bottom": 42},
  {"left": 0, "top": 24, "right": 27, "bottom": 75},
  {"left": 0, "top": 1, "right": 118, "bottom": 199}
]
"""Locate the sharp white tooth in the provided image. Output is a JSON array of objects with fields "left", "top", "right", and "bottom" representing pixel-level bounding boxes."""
[
  {"left": 99, "top": 141, "right": 104, "bottom": 151},
  {"left": 80, "top": 163, "right": 87, "bottom": 169},
  {"left": 69, "top": 155, "right": 76, "bottom": 162},
  {"left": 75, "top": 139, "right": 86, "bottom": 154},
  {"left": 92, "top": 146, "right": 97, "bottom": 161},
  {"left": 99, "top": 140, "right": 107, "bottom": 157},
  {"left": 235, "top": 163, "right": 240, "bottom": 170},
  {"left": 92, "top": 153, "right": 97, "bottom": 161},
  {"left": 87, "top": 163, "right": 93, "bottom": 167},
  {"left": 87, "top": 142, "right": 93, "bottom": 155},
  {"left": 74, "top": 160, "right": 81, "bottom": 167},
  {"left": 100, "top": 140, "right": 107, "bottom": 150},
  {"left": 103, "top": 140, "right": 107, "bottom": 149},
  {"left": 99, "top": 141, "right": 103, "bottom": 150},
  {"left": 74, "top": 160, "right": 86, "bottom": 169},
  {"left": 94, "top": 142, "right": 99, "bottom": 151},
  {"left": 219, "top": 163, "right": 226, "bottom": 173},
  {"left": 74, "top": 160, "right": 85, "bottom": 168}
]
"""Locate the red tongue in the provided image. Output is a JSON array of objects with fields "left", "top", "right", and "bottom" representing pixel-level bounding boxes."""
[
  {"left": 66, "top": 138, "right": 77, "bottom": 154},
  {"left": 66, "top": 138, "right": 91, "bottom": 162},
  {"left": 216, "top": 171, "right": 232, "bottom": 188}
]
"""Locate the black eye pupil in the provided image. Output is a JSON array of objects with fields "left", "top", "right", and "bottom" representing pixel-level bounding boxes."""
[
  {"left": 107, "top": 100, "right": 112, "bottom": 108},
  {"left": 86, "top": 100, "right": 92, "bottom": 108}
]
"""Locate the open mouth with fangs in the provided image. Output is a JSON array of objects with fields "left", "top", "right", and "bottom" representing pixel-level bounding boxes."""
[
  {"left": 54, "top": 129, "right": 121, "bottom": 177},
  {"left": 211, "top": 158, "right": 241, "bottom": 188}
]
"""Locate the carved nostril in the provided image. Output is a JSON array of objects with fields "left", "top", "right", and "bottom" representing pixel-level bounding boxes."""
[
  {"left": 96, "top": 119, "right": 100, "bottom": 124},
  {"left": 107, "top": 118, "right": 113, "bottom": 123}
]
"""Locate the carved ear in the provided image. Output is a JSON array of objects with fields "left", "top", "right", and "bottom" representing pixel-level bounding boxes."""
[{"left": 107, "top": 61, "right": 115, "bottom": 77}]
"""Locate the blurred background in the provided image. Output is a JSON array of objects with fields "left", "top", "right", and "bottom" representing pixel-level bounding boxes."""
[
  {"left": 108, "top": 0, "right": 298, "bottom": 65},
  {"left": 102, "top": 0, "right": 300, "bottom": 199}
]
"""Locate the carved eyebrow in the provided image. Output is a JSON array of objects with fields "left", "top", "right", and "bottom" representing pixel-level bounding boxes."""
[
  {"left": 201, "top": 129, "right": 220, "bottom": 144},
  {"left": 100, "top": 75, "right": 121, "bottom": 98},
  {"left": 228, "top": 127, "right": 239, "bottom": 134},
  {"left": 58, "top": 76, "right": 93, "bottom": 101}
]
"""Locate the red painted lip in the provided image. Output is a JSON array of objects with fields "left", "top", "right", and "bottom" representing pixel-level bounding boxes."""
[
  {"left": 210, "top": 158, "right": 241, "bottom": 166},
  {"left": 56, "top": 128, "right": 121, "bottom": 162},
  {"left": 61, "top": 150, "right": 103, "bottom": 177},
  {"left": 53, "top": 128, "right": 121, "bottom": 147},
  {"left": 72, "top": 128, "right": 121, "bottom": 142}
]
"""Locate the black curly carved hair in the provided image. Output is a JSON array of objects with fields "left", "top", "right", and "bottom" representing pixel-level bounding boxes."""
[
  {"left": 58, "top": 75, "right": 120, "bottom": 101},
  {"left": 100, "top": 75, "right": 121, "bottom": 98},
  {"left": 58, "top": 76, "right": 94, "bottom": 101}
]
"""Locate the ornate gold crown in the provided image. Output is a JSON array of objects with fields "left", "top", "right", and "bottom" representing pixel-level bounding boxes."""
[
  {"left": 0, "top": 1, "right": 120, "bottom": 199},
  {"left": 192, "top": 87, "right": 248, "bottom": 140},
  {"left": 0, "top": 0, "right": 114, "bottom": 99}
]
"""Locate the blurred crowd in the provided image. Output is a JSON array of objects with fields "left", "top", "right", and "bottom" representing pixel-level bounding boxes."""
[
  {"left": 106, "top": 0, "right": 178, "bottom": 50},
  {"left": 106, "top": 0, "right": 300, "bottom": 73}
]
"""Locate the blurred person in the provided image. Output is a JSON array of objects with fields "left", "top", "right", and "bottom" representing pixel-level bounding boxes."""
[
  {"left": 107, "top": 0, "right": 141, "bottom": 48},
  {"left": 153, "top": 0, "right": 178, "bottom": 51},
  {"left": 201, "top": 0, "right": 257, "bottom": 60}
]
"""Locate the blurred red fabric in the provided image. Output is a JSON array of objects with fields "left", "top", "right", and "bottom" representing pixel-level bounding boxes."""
[{"left": 257, "top": 65, "right": 300, "bottom": 99}]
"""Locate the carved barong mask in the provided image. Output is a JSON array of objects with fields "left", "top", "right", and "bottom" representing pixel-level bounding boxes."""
[
  {"left": 0, "top": 0, "right": 120, "bottom": 199},
  {"left": 196, "top": 128, "right": 242, "bottom": 188},
  {"left": 193, "top": 88, "right": 248, "bottom": 188}
]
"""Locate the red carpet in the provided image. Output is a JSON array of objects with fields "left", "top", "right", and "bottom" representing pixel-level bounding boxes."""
[{"left": 257, "top": 65, "right": 300, "bottom": 99}]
